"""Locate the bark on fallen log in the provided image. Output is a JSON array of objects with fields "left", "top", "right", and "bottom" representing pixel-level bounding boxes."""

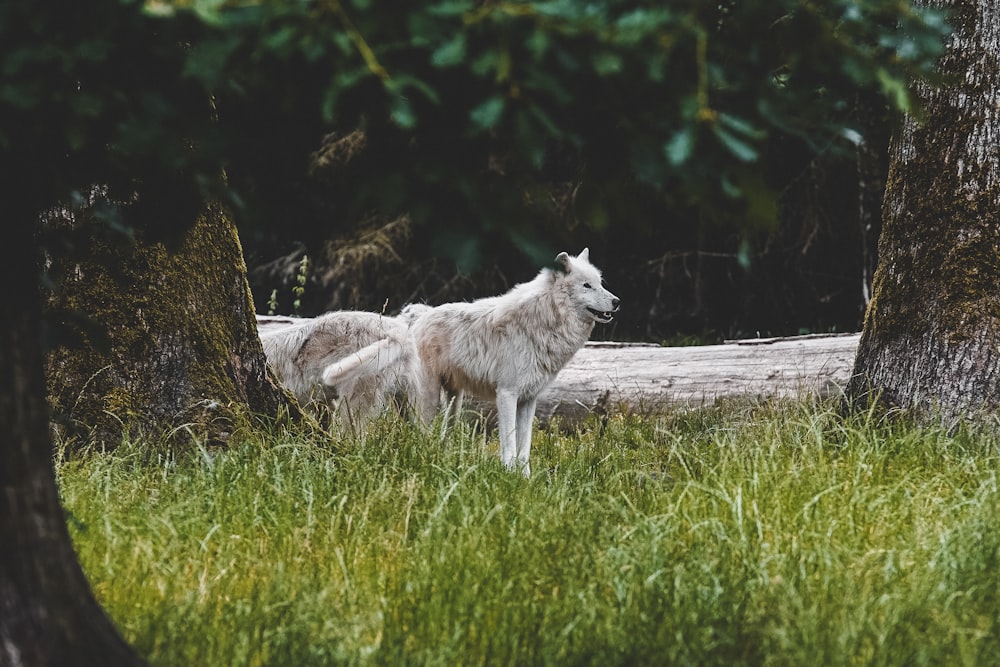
[
  {"left": 256, "top": 315, "right": 860, "bottom": 422},
  {"left": 535, "top": 333, "right": 860, "bottom": 422}
]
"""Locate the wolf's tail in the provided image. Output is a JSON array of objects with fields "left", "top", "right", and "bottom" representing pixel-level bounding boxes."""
[{"left": 322, "top": 337, "right": 406, "bottom": 387}]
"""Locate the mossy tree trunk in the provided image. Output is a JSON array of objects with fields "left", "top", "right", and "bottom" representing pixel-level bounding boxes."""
[
  {"left": 2, "top": 218, "right": 145, "bottom": 665},
  {"left": 45, "top": 203, "right": 293, "bottom": 448},
  {"left": 847, "top": 0, "right": 1000, "bottom": 424}
]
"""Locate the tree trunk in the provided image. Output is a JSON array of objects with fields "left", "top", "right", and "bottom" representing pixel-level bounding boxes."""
[
  {"left": 847, "top": 0, "right": 1000, "bottom": 424},
  {"left": 1, "top": 221, "right": 145, "bottom": 666},
  {"left": 45, "top": 203, "right": 294, "bottom": 448}
]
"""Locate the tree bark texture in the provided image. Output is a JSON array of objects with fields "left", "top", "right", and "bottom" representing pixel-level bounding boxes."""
[
  {"left": 536, "top": 335, "right": 859, "bottom": 422},
  {"left": 2, "top": 221, "right": 144, "bottom": 666},
  {"left": 45, "top": 204, "right": 291, "bottom": 448},
  {"left": 847, "top": 0, "right": 1000, "bottom": 424}
]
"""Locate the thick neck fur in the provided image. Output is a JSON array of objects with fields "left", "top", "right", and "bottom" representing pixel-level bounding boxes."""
[{"left": 494, "top": 269, "right": 595, "bottom": 363}]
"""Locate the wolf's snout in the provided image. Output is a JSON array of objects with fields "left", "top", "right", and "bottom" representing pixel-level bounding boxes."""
[{"left": 611, "top": 297, "right": 620, "bottom": 310}]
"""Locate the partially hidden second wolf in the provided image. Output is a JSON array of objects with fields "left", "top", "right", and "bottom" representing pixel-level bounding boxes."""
[
  {"left": 260, "top": 309, "right": 423, "bottom": 432},
  {"left": 328, "top": 248, "right": 619, "bottom": 476}
]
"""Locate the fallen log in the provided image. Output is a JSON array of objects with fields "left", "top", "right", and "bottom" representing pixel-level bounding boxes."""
[
  {"left": 255, "top": 315, "right": 860, "bottom": 422},
  {"left": 535, "top": 333, "right": 860, "bottom": 422}
]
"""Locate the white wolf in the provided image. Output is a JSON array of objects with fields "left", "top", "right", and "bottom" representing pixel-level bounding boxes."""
[
  {"left": 327, "top": 249, "right": 619, "bottom": 476},
  {"left": 259, "top": 309, "right": 424, "bottom": 432}
]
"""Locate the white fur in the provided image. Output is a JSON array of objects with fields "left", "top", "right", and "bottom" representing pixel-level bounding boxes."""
[
  {"left": 396, "top": 302, "right": 434, "bottom": 325},
  {"left": 409, "top": 248, "right": 619, "bottom": 476},
  {"left": 259, "top": 310, "right": 420, "bottom": 433}
]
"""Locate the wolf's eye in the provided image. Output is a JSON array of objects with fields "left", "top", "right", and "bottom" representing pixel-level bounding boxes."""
[{"left": 583, "top": 282, "right": 593, "bottom": 289}]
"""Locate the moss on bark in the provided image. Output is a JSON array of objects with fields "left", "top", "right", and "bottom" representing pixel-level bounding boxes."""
[{"left": 45, "top": 203, "right": 297, "bottom": 448}]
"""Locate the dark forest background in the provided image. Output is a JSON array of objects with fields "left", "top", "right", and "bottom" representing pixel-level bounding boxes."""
[
  {"left": 6, "top": 0, "right": 945, "bottom": 345},
  {"left": 243, "top": 121, "right": 888, "bottom": 343}
]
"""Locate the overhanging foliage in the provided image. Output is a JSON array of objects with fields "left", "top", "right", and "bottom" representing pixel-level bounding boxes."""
[{"left": 3, "top": 0, "right": 950, "bottom": 259}]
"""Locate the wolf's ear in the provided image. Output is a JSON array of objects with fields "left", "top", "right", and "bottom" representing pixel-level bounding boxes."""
[
  {"left": 578, "top": 248, "right": 590, "bottom": 262},
  {"left": 554, "top": 251, "right": 572, "bottom": 273}
]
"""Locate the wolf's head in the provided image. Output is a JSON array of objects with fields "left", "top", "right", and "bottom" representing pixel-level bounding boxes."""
[{"left": 554, "top": 248, "right": 620, "bottom": 324}]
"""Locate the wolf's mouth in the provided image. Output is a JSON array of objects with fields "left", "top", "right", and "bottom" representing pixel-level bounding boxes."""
[{"left": 587, "top": 307, "right": 616, "bottom": 323}]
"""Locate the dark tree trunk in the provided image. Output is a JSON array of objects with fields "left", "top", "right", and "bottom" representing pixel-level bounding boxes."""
[
  {"left": 1, "top": 221, "right": 144, "bottom": 666},
  {"left": 45, "top": 203, "right": 295, "bottom": 448},
  {"left": 847, "top": 0, "right": 1000, "bottom": 424}
]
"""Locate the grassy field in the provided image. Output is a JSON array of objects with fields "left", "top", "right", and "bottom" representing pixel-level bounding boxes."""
[{"left": 57, "top": 401, "right": 1000, "bottom": 666}]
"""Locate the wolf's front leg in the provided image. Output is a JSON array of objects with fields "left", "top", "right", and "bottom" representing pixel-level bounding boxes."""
[
  {"left": 495, "top": 389, "right": 519, "bottom": 471},
  {"left": 415, "top": 370, "right": 443, "bottom": 427},
  {"left": 514, "top": 397, "right": 537, "bottom": 478}
]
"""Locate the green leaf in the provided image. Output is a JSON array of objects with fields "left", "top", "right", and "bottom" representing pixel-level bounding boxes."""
[
  {"left": 533, "top": 0, "right": 581, "bottom": 20},
  {"left": 263, "top": 25, "right": 298, "bottom": 52},
  {"left": 713, "top": 125, "right": 759, "bottom": 163},
  {"left": 396, "top": 75, "right": 441, "bottom": 106},
  {"left": 299, "top": 34, "right": 327, "bottom": 63},
  {"left": 192, "top": 0, "right": 226, "bottom": 25},
  {"left": 592, "top": 51, "right": 623, "bottom": 76},
  {"left": 721, "top": 176, "right": 741, "bottom": 199},
  {"left": 877, "top": 67, "right": 912, "bottom": 114},
  {"left": 470, "top": 49, "right": 499, "bottom": 77},
  {"left": 470, "top": 96, "right": 504, "bottom": 130},
  {"left": 428, "top": 0, "right": 475, "bottom": 17},
  {"left": 332, "top": 31, "right": 353, "bottom": 56},
  {"left": 527, "top": 29, "right": 549, "bottom": 59},
  {"left": 737, "top": 237, "right": 753, "bottom": 271},
  {"left": 431, "top": 33, "right": 467, "bottom": 68},
  {"left": 390, "top": 94, "right": 417, "bottom": 129},
  {"left": 665, "top": 127, "right": 694, "bottom": 166},
  {"left": 613, "top": 8, "right": 673, "bottom": 44},
  {"left": 717, "top": 112, "right": 765, "bottom": 141},
  {"left": 647, "top": 53, "right": 666, "bottom": 82},
  {"left": 321, "top": 66, "right": 368, "bottom": 120}
]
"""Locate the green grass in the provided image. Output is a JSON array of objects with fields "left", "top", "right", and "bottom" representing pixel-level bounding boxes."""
[{"left": 57, "top": 401, "right": 1000, "bottom": 666}]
